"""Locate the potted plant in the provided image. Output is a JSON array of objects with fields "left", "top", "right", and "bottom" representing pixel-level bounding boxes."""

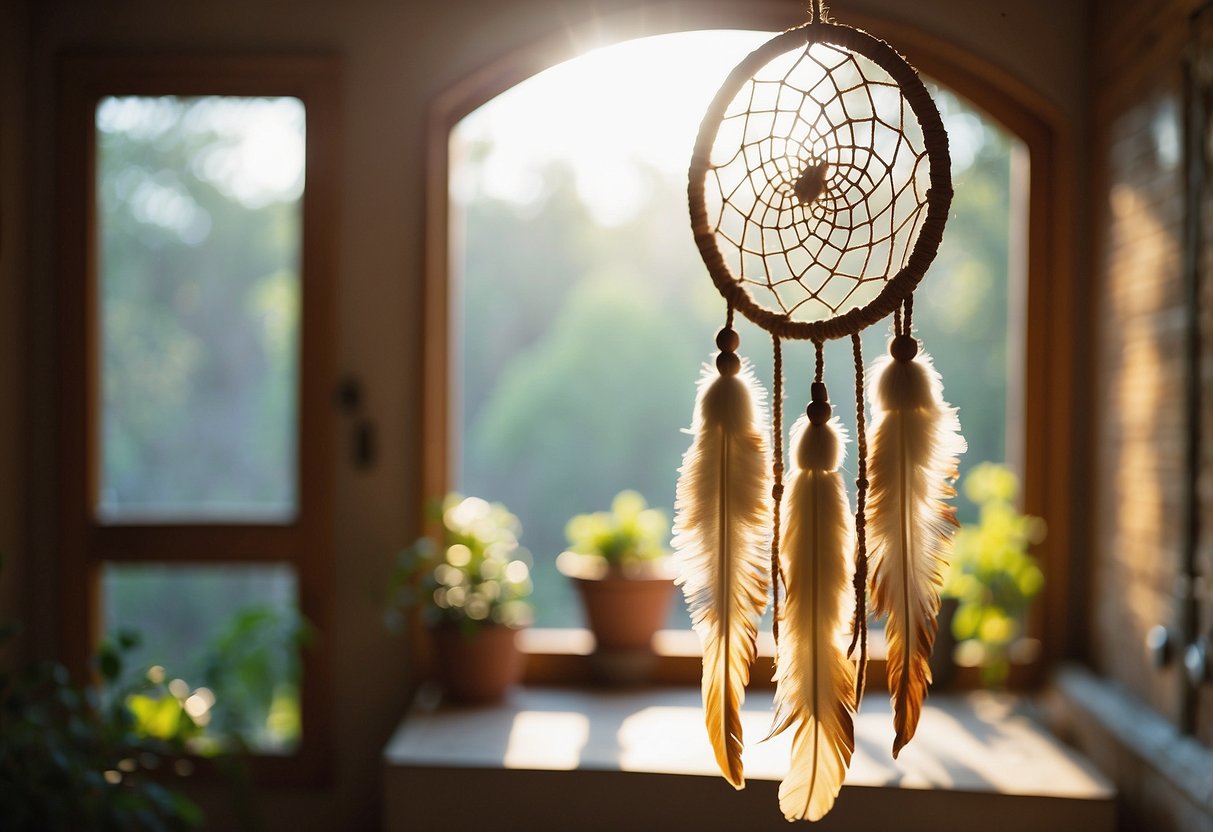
[
  {"left": 557, "top": 490, "right": 675, "bottom": 680},
  {"left": 389, "top": 494, "right": 533, "bottom": 703},
  {"left": 0, "top": 628, "right": 205, "bottom": 831},
  {"left": 938, "top": 462, "right": 1046, "bottom": 687}
]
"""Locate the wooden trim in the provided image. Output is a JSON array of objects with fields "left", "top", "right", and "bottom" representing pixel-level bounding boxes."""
[
  {"left": 293, "top": 59, "right": 340, "bottom": 786},
  {"left": 57, "top": 56, "right": 95, "bottom": 678},
  {"left": 518, "top": 627, "right": 1039, "bottom": 690},
  {"left": 422, "top": 6, "right": 1074, "bottom": 685},
  {"left": 89, "top": 525, "right": 305, "bottom": 562},
  {"left": 56, "top": 53, "right": 340, "bottom": 786}
]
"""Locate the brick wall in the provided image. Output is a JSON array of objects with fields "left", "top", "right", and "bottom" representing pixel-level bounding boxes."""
[{"left": 1090, "top": 0, "right": 1210, "bottom": 739}]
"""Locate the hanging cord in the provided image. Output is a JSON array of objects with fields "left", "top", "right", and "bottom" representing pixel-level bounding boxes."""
[
  {"left": 810, "top": 0, "right": 829, "bottom": 24},
  {"left": 903, "top": 295, "right": 913, "bottom": 335},
  {"left": 846, "top": 332, "right": 870, "bottom": 702},
  {"left": 770, "top": 334, "right": 786, "bottom": 657},
  {"left": 893, "top": 305, "right": 903, "bottom": 338},
  {"left": 814, "top": 339, "right": 824, "bottom": 383}
]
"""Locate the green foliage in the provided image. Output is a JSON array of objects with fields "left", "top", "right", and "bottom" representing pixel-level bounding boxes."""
[
  {"left": 389, "top": 494, "right": 534, "bottom": 633},
  {"left": 96, "top": 95, "right": 301, "bottom": 518},
  {"left": 943, "top": 463, "right": 1046, "bottom": 685},
  {"left": 193, "top": 605, "right": 309, "bottom": 753},
  {"left": 559, "top": 490, "right": 670, "bottom": 574},
  {"left": 0, "top": 631, "right": 203, "bottom": 832},
  {"left": 104, "top": 567, "right": 305, "bottom": 754}
]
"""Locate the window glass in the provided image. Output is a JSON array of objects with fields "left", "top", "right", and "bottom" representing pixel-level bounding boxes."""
[
  {"left": 102, "top": 562, "right": 303, "bottom": 754},
  {"left": 452, "top": 31, "right": 1020, "bottom": 627},
  {"left": 95, "top": 96, "right": 304, "bottom": 523}
]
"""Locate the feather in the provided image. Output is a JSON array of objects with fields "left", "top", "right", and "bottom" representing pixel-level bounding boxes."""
[
  {"left": 866, "top": 342, "right": 966, "bottom": 758},
  {"left": 770, "top": 413, "right": 856, "bottom": 822},
  {"left": 673, "top": 359, "right": 772, "bottom": 789}
]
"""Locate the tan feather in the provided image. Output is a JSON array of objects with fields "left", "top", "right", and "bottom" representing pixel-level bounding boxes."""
[
  {"left": 866, "top": 346, "right": 966, "bottom": 758},
  {"left": 770, "top": 414, "right": 856, "bottom": 822},
  {"left": 673, "top": 360, "right": 772, "bottom": 789}
]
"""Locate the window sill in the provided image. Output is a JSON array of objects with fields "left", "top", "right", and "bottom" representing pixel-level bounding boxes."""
[
  {"left": 516, "top": 628, "right": 1042, "bottom": 690},
  {"left": 383, "top": 685, "right": 1114, "bottom": 832}
]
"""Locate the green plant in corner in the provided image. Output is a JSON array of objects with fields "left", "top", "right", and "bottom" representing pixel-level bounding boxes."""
[
  {"left": 0, "top": 626, "right": 203, "bottom": 831},
  {"left": 943, "top": 462, "right": 1046, "bottom": 686},
  {"left": 388, "top": 493, "right": 534, "bottom": 634},
  {"left": 557, "top": 489, "right": 672, "bottom": 579}
]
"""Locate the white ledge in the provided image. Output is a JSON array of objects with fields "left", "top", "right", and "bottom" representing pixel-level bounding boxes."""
[{"left": 384, "top": 686, "right": 1114, "bottom": 832}]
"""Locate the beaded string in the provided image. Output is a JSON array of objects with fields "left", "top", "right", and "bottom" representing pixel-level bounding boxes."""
[
  {"left": 770, "top": 334, "right": 785, "bottom": 656},
  {"left": 846, "top": 332, "right": 870, "bottom": 702}
]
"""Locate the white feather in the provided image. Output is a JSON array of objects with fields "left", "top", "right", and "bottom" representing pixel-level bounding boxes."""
[
  {"left": 771, "top": 414, "right": 856, "bottom": 822},
  {"left": 673, "top": 360, "right": 771, "bottom": 789},
  {"left": 866, "top": 348, "right": 966, "bottom": 757}
]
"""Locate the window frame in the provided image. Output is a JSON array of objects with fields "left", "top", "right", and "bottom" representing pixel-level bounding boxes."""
[
  {"left": 421, "top": 10, "right": 1076, "bottom": 688},
  {"left": 57, "top": 54, "right": 340, "bottom": 784}
]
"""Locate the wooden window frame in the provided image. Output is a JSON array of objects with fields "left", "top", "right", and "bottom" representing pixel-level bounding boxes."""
[
  {"left": 57, "top": 54, "right": 340, "bottom": 785},
  {"left": 420, "top": 9, "right": 1075, "bottom": 689}
]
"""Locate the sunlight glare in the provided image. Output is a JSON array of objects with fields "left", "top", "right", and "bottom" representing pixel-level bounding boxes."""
[
  {"left": 454, "top": 31, "right": 990, "bottom": 226},
  {"left": 454, "top": 31, "right": 771, "bottom": 224},
  {"left": 503, "top": 711, "right": 589, "bottom": 770}
]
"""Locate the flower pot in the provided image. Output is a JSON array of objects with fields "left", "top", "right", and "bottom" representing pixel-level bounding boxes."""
[
  {"left": 430, "top": 623, "right": 524, "bottom": 704},
  {"left": 571, "top": 571, "right": 676, "bottom": 685},
  {"left": 572, "top": 573, "right": 675, "bottom": 652}
]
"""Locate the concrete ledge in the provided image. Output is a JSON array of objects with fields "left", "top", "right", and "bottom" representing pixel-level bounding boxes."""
[
  {"left": 384, "top": 686, "right": 1114, "bottom": 831},
  {"left": 1044, "top": 664, "right": 1213, "bottom": 832}
]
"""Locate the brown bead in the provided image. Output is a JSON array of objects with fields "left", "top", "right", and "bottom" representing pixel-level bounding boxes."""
[
  {"left": 890, "top": 334, "right": 918, "bottom": 362},
  {"left": 716, "top": 327, "right": 740, "bottom": 353},
  {"left": 716, "top": 351, "right": 741, "bottom": 376},
  {"left": 810, "top": 381, "right": 828, "bottom": 403},
  {"left": 806, "top": 399, "right": 831, "bottom": 425}
]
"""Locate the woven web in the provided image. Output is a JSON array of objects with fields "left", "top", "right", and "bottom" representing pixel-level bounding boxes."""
[{"left": 704, "top": 42, "right": 930, "bottom": 324}]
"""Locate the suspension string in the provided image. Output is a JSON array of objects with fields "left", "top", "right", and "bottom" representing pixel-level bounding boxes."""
[
  {"left": 814, "top": 339, "right": 824, "bottom": 384},
  {"left": 770, "top": 334, "right": 786, "bottom": 657},
  {"left": 810, "top": 0, "right": 828, "bottom": 24},
  {"left": 847, "top": 332, "right": 870, "bottom": 702},
  {"left": 903, "top": 295, "right": 913, "bottom": 335},
  {"left": 893, "top": 305, "right": 903, "bottom": 337},
  {"left": 725, "top": 301, "right": 735, "bottom": 331}
]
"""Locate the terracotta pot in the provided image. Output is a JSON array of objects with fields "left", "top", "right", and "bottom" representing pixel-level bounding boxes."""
[
  {"left": 430, "top": 623, "right": 524, "bottom": 704},
  {"left": 572, "top": 573, "right": 675, "bottom": 651}
]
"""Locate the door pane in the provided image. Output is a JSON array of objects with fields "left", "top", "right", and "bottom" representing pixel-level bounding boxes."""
[
  {"left": 95, "top": 96, "right": 304, "bottom": 522},
  {"left": 101, "top": 562, "right": 303, "bottom": 754}
]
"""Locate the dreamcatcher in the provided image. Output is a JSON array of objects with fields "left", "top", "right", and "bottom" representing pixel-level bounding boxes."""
[{"left": 673, "top": 1, "right": 965, "bottom": 822}]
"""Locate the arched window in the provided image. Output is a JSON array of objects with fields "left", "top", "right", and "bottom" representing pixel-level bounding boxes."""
[{"left": 424, "top": 20, "right": 1070, "bottom": 674}]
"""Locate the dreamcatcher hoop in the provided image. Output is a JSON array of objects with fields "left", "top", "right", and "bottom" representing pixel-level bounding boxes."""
[{"left": 688, "top": 21, "right": 953, "bottom": 341}]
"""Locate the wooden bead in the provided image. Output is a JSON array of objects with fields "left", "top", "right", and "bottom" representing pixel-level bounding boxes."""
[
  {"left": 806, "top": 399, "right": 831, "bottom": 425},
  {"left": 716, "top": 327, "right": 740, "bottom": 353},
  {"left": 716, "top": 351, "right": 741, "bottom": 376},
  {"left": 890, "top": 334, "right": 918, "bottom": 362}
]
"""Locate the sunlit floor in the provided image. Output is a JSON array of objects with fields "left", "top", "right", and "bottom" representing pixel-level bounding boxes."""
[{"left": 384, "top": 687, "right": 1115, "bottom": 832}]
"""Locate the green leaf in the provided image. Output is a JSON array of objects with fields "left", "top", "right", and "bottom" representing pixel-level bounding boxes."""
[
  {"left": 116, "top": 630, "right": 142, "bottom": 651},
  {"left": 97, "top": 644, "right": 122, "bottom": 683}
]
